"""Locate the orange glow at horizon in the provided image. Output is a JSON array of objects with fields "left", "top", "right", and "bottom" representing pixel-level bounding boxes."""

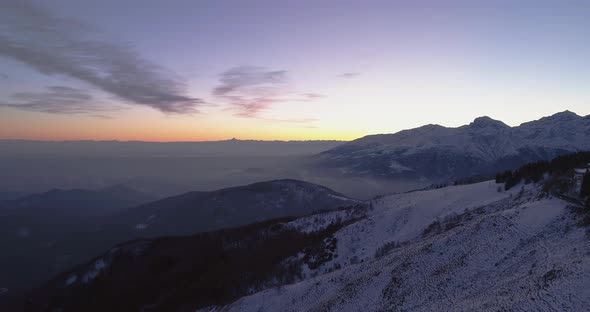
[
  {"left": 0, "top": 129, "right": 359, "bottom": 142},
  {"left": 0, "top": 130, "right": 359, "bottom": 142},
  {"left": 0, "top": 109, "right": 360, "bottom": 142}
]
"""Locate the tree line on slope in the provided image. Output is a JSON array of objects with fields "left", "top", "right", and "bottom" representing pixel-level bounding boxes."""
[
  {"left": 21, "top": 205, "right": 367, "bottom": 312},
  {"left": 495, "top": 152, "right": 590, "bottom": 193}
]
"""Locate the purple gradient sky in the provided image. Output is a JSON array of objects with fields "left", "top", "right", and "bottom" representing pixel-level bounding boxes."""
[{"left": 1, "top": 0, "right": 589, "bottom": 141}]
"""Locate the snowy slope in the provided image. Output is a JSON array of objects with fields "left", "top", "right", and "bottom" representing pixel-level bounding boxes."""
[
  {"left": 301, "top": 181, "right": 526, "bottom": 274},
  {"left": 204, "top": 183, "right": 590, "bottom": 311},
  {"left": 21, "top": 180, "right": 589, "bottom": 311},
  {"left": 316, "top": 111, "right": 590, "bottom": 180}
]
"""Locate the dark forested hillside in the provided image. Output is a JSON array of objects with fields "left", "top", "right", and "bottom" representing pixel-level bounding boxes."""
[
  {"left": 495, "top": 151, "right": 590, "bottom": 191},
  {"left": 0, "top": 179, "right": 356, "bottom": 300},
  {"left": 21, "top": 205, "right": 367, "bottom": 312}
]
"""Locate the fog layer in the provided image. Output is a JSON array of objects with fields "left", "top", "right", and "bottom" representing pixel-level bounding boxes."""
[{"left": 0, "top": 140, "right": 426, "bottom": 200}]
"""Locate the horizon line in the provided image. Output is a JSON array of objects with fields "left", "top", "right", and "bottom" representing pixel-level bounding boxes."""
[{"left": 0, "top": 138, "right": 349, "bottom": 143}]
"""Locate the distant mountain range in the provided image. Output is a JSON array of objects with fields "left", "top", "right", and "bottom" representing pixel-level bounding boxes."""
[
  {"left": 315, "top": 111, "right": 590, "bottom": 181},
  {"left": 110, "top": 179, "right": 357, "bottom": 237},
  {"left": 0, "top": 185, "right": 155, "bottom": 217},
  {"left": 0, "top": 186, "right": 155, "bottom": 293},
  {"left": 0, "top": 180, "right": 355, "bottom": 295}
]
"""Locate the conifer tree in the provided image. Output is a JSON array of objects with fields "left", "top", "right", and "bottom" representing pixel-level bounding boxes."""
[{"left": 581, "top": 173, "right": 590, "bottom": 197}]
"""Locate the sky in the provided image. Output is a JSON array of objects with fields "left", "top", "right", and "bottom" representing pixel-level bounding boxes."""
[{"left": 0, "top": 0, "right": 589, "bottom": 141}]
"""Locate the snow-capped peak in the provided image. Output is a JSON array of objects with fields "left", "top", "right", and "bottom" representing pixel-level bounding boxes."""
[
  {"left": 468, "top": 116, "right": 509, "bottom": 129},
  {"left": 316, "top": 111, "right": 590, "bottom": 181}
]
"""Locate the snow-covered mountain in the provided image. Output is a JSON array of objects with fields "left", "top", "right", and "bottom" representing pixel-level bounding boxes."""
[
  {"left": 315, "top": 111, "right": 590, "bottom": 180},
  {"left": 211, "top": 182, "right": 589, "bottom": 312},
  {"left": 24, "top": 180, "right": 590, "bottom": 311}
]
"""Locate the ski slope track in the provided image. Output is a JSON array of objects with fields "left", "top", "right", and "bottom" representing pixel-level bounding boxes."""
[{"left": 203, "top": 181, "right": 590, "bottom": 312}]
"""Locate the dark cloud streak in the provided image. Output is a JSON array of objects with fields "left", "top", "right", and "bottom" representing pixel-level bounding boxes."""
[
  {"left": 213, "top": 66, "right": 288, "bottom": 96},
  {"left": 0, "top": 0, "right": 202, "bottom": 114},
  {"left": 337, "top": 72, "right": 360, "bottom": 79},
  {"left": 214, "top": 66, "right": 288, "bottom": 117},
  {"left": 297, "top": 93, "right": 325, "bottom": 102},
  {"left": 0, "top": 86, "right": 118, "bottom": 115},
  {"left": 213, "top": 66, "right": 324, "bottom": 123},
  {"left": 262, "top": 117, "right": 318, "bottom": 124}
]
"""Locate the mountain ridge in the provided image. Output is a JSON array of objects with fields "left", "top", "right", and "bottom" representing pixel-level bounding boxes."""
[
  {"left": 0, "top": 185, "right": 155, "bottom": 217},
  {"left": 316, "top": 111, "right": 590, "bottom": 180},
  {"left": 112, "top": 178, "right": 357, "bottom": 237},
  {"left": 0, "top": 179, "right": 356, "bottom": 294}
]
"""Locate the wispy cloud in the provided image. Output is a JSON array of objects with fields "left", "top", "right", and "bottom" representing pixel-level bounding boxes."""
[
  {"left": 213, "top": 66, "right": 288, "bottom": 96},
  {"left": 214, "top": 66, "right": 324, "bottom": 120},
  {"left": 90, "top": 114, "right": 114, "bottom": 120},
  {"left": 224, "top": 96, "right": 283, "bottom": 118},
  {"left": 0, "top": 86, "right": 119, "bottom": 116},
  {"left": 214, "top": 66, "right": 289, "bottom": 117},
  {"left": 297, "top": 93, "right": 325, "bottom": 102},
  {"left": 0, "top": 0, "right": 202, "bottom": 114},
  {"left": 337, "top": 72, "right": 360, "bottom": 79},
  {"left": 262, "top": 117, "right": 318, "bottom": 124}
]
